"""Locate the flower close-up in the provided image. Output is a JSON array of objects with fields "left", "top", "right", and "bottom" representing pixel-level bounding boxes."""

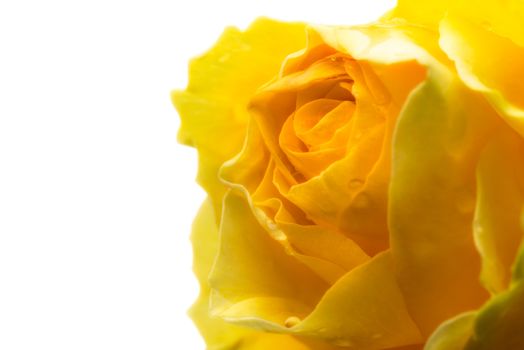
[{"left": 173, "top": 1, "right": 524, "bottom": 349}]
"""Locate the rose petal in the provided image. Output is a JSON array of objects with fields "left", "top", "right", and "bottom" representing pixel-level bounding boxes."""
[
  {"left": 473, "top": 126, "right": 524, "bottom": 294},
  {"left": 209, "top": 192, "right": 422, "bottom": 348},
  {"left": 189, "top": 198, "right": 256, "bottom": 348},
  {"left": 240, "top": 333, "right": 314, "bottom": 350},
  {"left": 279, "top": 25, "right": 428, "bottom": 255},
  {"left": 440, "top": 14, "right": 524, "bottom": 137},
  {"left": 391, "top": 0, "right": 524, "bottom": 47},
  {"left": 426, "top": 239, "right": 524, "bottom": 350},
  {"left": 424, "top": 312, "right": 476, "bottom": 350},
  {"left": 465, "top": 282, "right": 524, "bottom": 349},
  {"left": 172, "top": 19, "right": 307, "bottom": 213},
  {"left": 209, "top": 191, "right": 328, "bottom": 326},
  {"left": 220, "top": 125, "right": 367, "bottom": 284},
  {"left": 191, "top": 199, "right": 338, "bottom": 350},
  {"left": 293, "top": 251, "right": 423, "bottom": 349},
  {"left": 389, "top": 64, "right": 499, "bottom": 335}
]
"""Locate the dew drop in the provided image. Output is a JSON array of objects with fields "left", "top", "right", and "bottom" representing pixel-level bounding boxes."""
[
  {"left": 474, "top": 220, "right": 484, "bottom": 235},
  {"left": 267, "top": 220, "right": 278, "bottom": 231},
  {"left": 284, "top": 316, "right": 301, "bottom": 328}
]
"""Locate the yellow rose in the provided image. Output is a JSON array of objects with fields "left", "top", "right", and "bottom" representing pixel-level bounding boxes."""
[
  {"left": 386, "top": 1, "right": 524, "bottom": 349},
  {"left": 174, "top": 6, "right": 524, "bottom": 349}
]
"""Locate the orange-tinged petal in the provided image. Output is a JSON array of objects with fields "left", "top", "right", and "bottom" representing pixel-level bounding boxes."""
[
  {"left": 220, "top": 124, "right": 364, "bottom": 285},
  {"left": 464, "top": 283, "right": 524, "bottom": 349},
  {"left": 284, "top": 122, "right": 387, "bottom": 254},
  {"left": 280, "top": 24, "right": 429, "bottom": 254},
  {"left": 279, "top": 107, "right": 348, "bottom": 180},
  {"left": 426, "top": 238, "right": 524, "bottom": 349}
]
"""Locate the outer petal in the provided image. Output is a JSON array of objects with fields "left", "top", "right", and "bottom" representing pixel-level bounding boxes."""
[
  {"left": 386, "top": 0, "right": 451, "bottom": 27},
  {"left": 389, "top": 64, "right": 499, "bottom": 335},
  {"left": 189, "top": 198, "right": 254, "bottom": 349},
  {"left": 191, "top": 199, "right": 335, "bottom": 350},
  {"left": 173, "top": 19, "right": 307, "bottom": 212},
  {"left": 464, "top": 282, "right": 524, "bottom": 349},
  {"left": 463, "top": 242, "right": 524, "bottom": 350},
  {"left": 390, "top": 0, "right": 524, "bottom": 47},
  {"left": 473, "top": 125, "right": 524, "bottom": 294},
  {"left": 439, "top": 14, "right": 524, "bottom": 138},
  {"left": 424, "top": 129, "right": 524, "bottom": 346},
  {"left": 424, "top": 312, "right": 476, "bottom": 350},
  {"left": 209, "top": 191, "right": 328, "bottom": 328},
  {"left": 292, "top": 251, "right": 423, "bottom": 349},
  {"left": 425, "top": 239, "right": 524, "bottom": 349},
  {"left": 315, "top": 22, "right": 497, "bottom": 336},
  {"left": 209, "top": 191, "right": 422, "bottom": 349},
  {"left": 241, "top": 334, "right": 314, "bottom": 350}
]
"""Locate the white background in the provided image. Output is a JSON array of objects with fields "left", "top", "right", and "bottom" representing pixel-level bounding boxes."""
[{"left": 0, "top": 1, "right": 394, "bottom": 349}]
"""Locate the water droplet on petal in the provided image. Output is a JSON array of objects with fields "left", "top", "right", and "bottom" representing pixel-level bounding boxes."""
[
  {"left": 474, "top": 220, "right": 484, "bottom": 235},
  {"left": 284, "top": 316, "right": 301, "bottom": 328},
  {"left": 267, "top": 220, "right": 277, "bottom": 231}
]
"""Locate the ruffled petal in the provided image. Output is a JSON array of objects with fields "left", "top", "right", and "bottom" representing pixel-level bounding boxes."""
[
  {"left": 189, "top": 199, "right": 255, "bottom": 349},
  {"left": 209, "top": 191, "right": 328, "bottom": 328},
  {"left": 173, "top": 19, "right": 307, "bottom": 212},
  {"left": 281, "top": 24, "right": 428, "bottom": 254},
  {"left": 208, "top": 191, "right": 422, "bottom": 348},
  {"left": 191, "top": 199, "right": 339, "bottom": 350},
  {"left": 220, "top": 123, "right": 368, "bottom": 285}
]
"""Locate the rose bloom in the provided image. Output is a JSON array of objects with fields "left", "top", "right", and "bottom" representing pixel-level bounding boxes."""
[{"left": 174, "top": 2, "right": 524, "bottom": 349}]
